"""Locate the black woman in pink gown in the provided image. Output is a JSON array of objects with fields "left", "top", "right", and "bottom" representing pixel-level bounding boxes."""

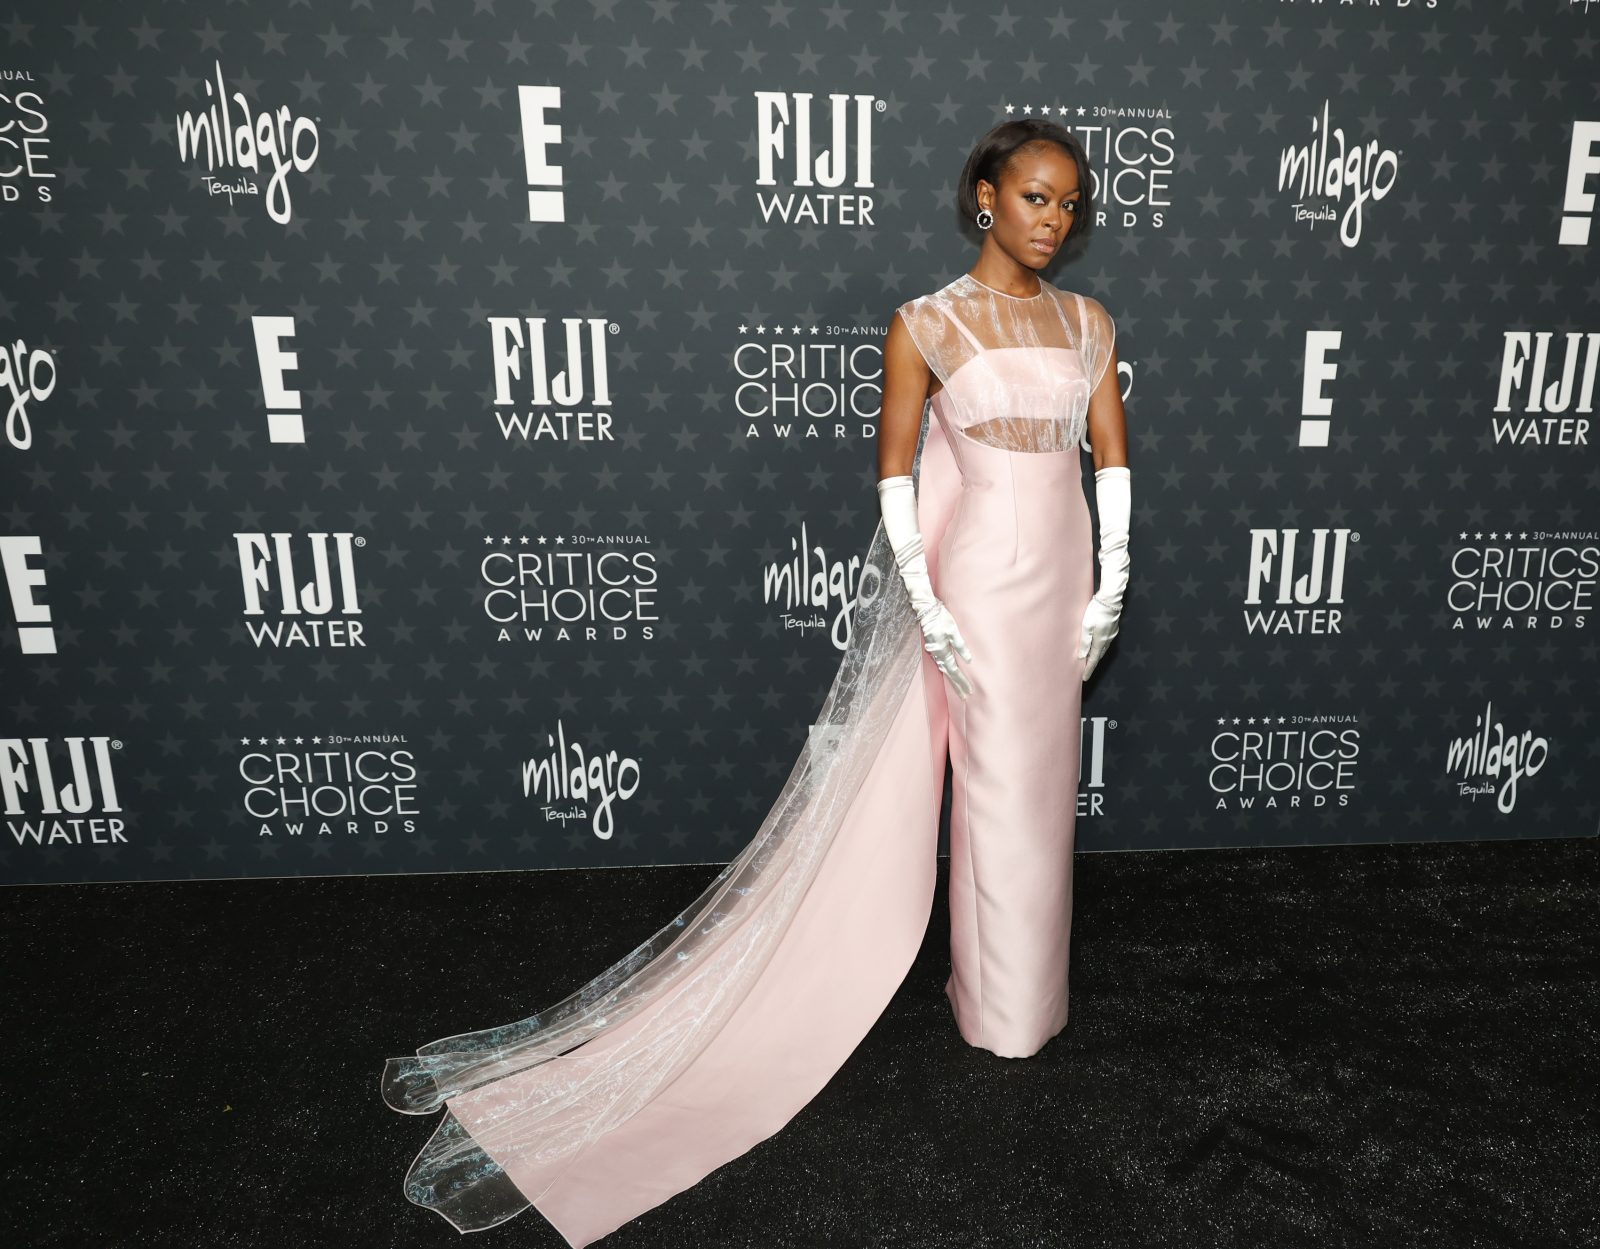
[{"left": 380, "top": 118, "right": 1131, "bottom": 1247}]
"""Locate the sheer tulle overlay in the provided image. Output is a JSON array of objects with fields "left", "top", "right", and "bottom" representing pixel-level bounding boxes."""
[
  {"left": 899, "top": 272, "right": 1115, "bottom": 455},
  {"left": 379, "top": 273, "right": 1114, "bottom": 1246}
]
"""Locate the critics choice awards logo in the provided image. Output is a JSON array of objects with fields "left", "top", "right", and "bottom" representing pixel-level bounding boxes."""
[
  {"left": 735, "top": 318, "right": 884, "bottom": 445},
  {"left": 1, "top": 71, "right": 52, "bottom": 204},
  {"left": 238, "top": 737, "right": 420, "bottom": 841},
  {"left": 1002, "top": 98, "right": 1177, "bottom": 233},
  {"left": 1208, "top": 714, "right": 1361, "bottom": 812},
  {"left": 1446, "top": 530, "right": 1596, "bottom": 631},
  {"left": 483, "top": 533, "right": 660, "bottom": 643}
]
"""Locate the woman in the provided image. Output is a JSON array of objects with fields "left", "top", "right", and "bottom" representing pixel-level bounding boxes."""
[{"left": 380, "top": 118, "right": 1130, "bottom": 1247}]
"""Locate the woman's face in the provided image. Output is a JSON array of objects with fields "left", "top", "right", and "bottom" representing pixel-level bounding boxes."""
[{"left": 976, "top": 144, "right": 1082, "bottom": 269}]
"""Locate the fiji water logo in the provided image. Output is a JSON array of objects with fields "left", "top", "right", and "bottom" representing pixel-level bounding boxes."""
[
  {"left": 1443, "top": 699, "right": 1548, "bottom": 815},
  {"left": 1491, "top": 330, "right": 1598, "bottom": 448},
  {"left": 488, "top": 315, "right": 617, "bottom": 443},
  {"left": 233, "top": 531, "right": 367, "bottom": 648},
  {"left": 175, "top": 60, "right": 320, "bottom": 224},
  {"left": 1243, "top": 527, "right": 1358, "bottom": 634},
  {"left": 1276, "top": 100, "right": 1398, "bottom": 248},
  {"left": 1078, "top": 714, "right": 1117, "bottom": 816},
  {"left": 1, "top": 736, "right": 127, "bottom": 847},
  {"left": 753, "top": 90, "right": 880, "bottom": 226}
]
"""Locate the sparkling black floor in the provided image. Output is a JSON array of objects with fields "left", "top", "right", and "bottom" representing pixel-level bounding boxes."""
[{"left": 5, "top": 835, "right": 1597, "bottom": 1249}]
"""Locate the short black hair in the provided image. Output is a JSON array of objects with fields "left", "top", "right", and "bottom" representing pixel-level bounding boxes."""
[{"left": 956, "top": 119, "right": 1095, "bottom": 246}]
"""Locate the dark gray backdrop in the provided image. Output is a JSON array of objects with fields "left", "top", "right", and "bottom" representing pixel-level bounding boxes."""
[{"left": 3, "top": 0, "right": 1596, "bottom": 886}]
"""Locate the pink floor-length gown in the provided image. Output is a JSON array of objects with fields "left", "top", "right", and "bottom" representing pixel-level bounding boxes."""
[{"left": 382, "top": 272, "right": 1116, "bottom": 1246}]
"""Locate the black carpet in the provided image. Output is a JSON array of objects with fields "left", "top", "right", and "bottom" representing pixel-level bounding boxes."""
[{"left": 5, "top": 836, "right": 1597, "bottom": 1249}]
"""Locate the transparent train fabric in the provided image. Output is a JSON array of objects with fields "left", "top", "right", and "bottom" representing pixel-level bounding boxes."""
[
  {"left": 380, "top": 430, "right": 934, "bottom": 1232},
  {"left": 378, "top": 272, "right": 1115, "bottom": 1233},
  {"left": 897, "top": 272, "right": 1115, "bottom": 455}
]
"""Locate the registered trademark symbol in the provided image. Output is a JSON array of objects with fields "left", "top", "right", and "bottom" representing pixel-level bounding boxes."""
[
  {"left": 1350, "top": 532, "right": 1360, "bottom": 542},
  {"left": 112, "top": 739, "right": 123, "bottom": 750},
  {"left": 874, "top": 99, "right": 886, "bottom": 112},
  {"left": 609, "top": 322, "right": 620, "bottom": 334},
  {"left": 1107, "top": 719, "right": 1117, "bottom": 730},
  {"left": 354, "top": 536, "right": 367, "bottom": 547}
]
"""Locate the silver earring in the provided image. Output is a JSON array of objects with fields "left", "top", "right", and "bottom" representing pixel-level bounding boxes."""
[{"left": 975, "top": 209, "right": 993, "bottom": 230}]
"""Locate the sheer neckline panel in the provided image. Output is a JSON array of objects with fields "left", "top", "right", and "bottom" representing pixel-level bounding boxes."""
[{"left": 897, "top": 273, "right": 1117, "bottom": 456}]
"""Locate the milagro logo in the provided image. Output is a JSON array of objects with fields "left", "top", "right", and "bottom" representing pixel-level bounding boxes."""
[
  {"left": 174, "top": 60, "right": 320, "bottom": 224},
  {"left": 1208, "top": 714, "right": 1360, "bottom": 811},
  {"left": 754, "top": 90, "right": 879, "bottom": 225},
  {"left": 0, "top": 533, "right": 57, "bottom": 654},
  {"left": 233, "top": 531, "right": 367, "bottom": 648},
  {"left": 489, "top": 315, "right": 617, "bottom": 444},
  {"left": 1243, "top": 527, "right": 1358, "bottom": 634},
  {"left": 1276, "top": 99, "right": 1398, "bottom": 248},
  {"left": 1447, "top": 530, "right": 1596, "bottom": 631},
  {"left": 483, "top": 532, "right": 659, "bottom": 643},
  {"left": 0, "top": 74, "right": 53, "bottom": 204},
  {"left": 762, "top": 520, "right": 864, "bottom": 650},
  {"left": 2, "top": 735, "right": 127, "bottom": 848},
  {"left": 2, "top": 337, "right": 58, "bottom": 451},
  {"left": 521, "top": 718, "right": 641, "bottom": 841},
  {"left": 736, "top": 318, "right": 883, "bottom": 443},
  {"left": 1491, "top": 330, "right": 1596, "bottom": 447},
  {"left": 1443, "top": 699, "right": 1548, "bottom": 815},
  {"left": 239, "top": 736, "right": 419, "bottom": 840}
]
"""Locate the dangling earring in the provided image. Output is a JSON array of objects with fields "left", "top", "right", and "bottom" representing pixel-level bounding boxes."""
[{"left": 975, "top": 208, "right": 993, "bottom": 230}]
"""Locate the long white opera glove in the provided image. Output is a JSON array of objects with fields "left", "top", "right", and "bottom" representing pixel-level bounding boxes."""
[
  {"left": 1079, "top": 465, "right": 1131, "bottom": 681},
  {"left": 876, "top": 475, "right": 974, "bottom": 700}
]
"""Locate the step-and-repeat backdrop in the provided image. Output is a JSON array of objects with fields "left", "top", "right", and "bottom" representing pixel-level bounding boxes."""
[{"left": 4, "top": 1, "right": 1596, "bottom": 885}]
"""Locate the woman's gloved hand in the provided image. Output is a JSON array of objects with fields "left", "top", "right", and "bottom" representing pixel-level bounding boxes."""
[
  {"left": 1079, "top": 465, "right": 1131, "bottom": 681},
  {"left": 876, "top": 475, "right": 974, "bottom": 700}
]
